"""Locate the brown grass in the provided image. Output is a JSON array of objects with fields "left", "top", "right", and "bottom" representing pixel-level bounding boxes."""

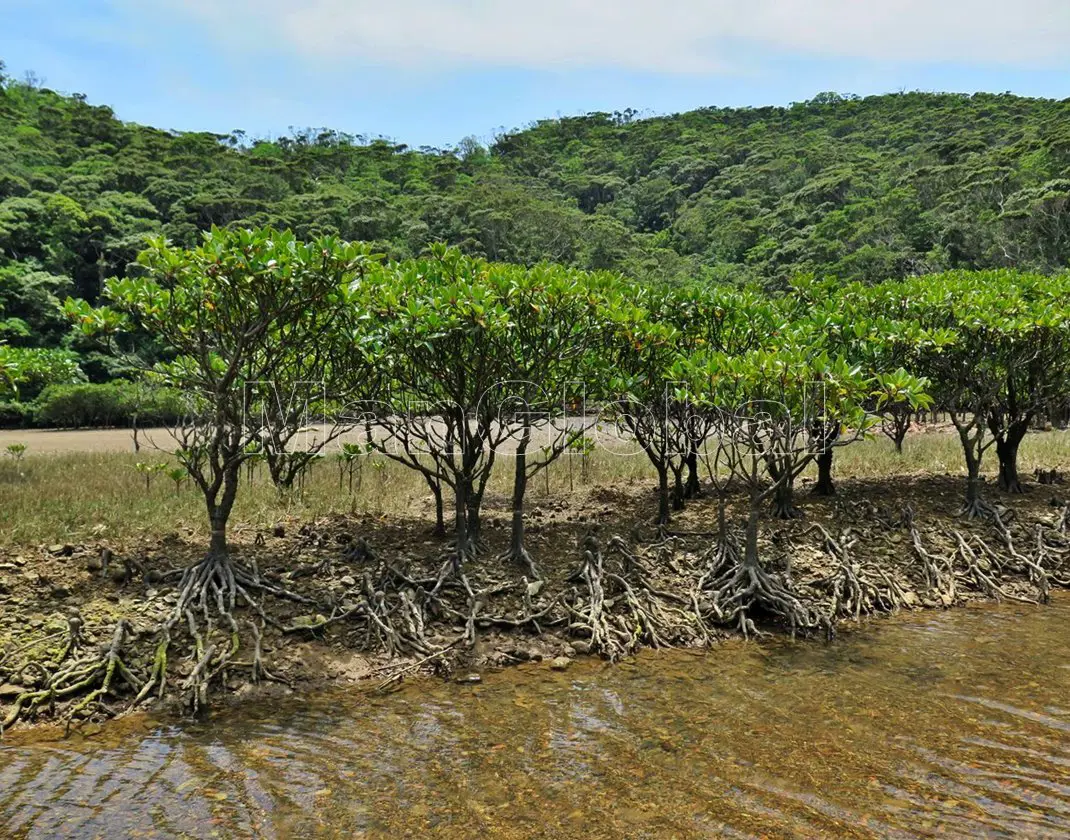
[{"left": 1, "top": 427, "right": 1068, "bottom": 549}]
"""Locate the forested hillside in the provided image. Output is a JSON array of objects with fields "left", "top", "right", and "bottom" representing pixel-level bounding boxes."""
[{"left": 1, "top": 57, "right": 1069, "bottom": 392}]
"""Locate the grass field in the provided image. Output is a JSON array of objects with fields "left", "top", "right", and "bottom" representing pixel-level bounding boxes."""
[{"left": 2, "top": 425, "right": 1069, "bottom": 548}]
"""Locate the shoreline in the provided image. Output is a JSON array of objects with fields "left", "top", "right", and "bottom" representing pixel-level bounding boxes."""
[{"left": 2, "top": 473, "right": 1067, "bottom": 738}]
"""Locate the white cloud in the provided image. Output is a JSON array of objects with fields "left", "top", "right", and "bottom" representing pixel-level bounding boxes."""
[{"left": 150, "top": 0, "right": 1070, "bottom": 73}]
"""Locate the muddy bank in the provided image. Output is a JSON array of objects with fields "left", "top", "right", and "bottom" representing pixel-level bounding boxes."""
[{"left": 1, "top": 475, "right": 1068, "bottom": 735}]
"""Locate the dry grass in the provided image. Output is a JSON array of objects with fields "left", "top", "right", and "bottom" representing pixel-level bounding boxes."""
[{"left": 1, "top": 427, "right": 1068, "bottom": 549}]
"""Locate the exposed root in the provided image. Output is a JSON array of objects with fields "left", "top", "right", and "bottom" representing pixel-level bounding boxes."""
[
  {"left": 1036, "top": 525, "right": 1070, "bottom": 587},
  {"left": 905, "top": 504, "right": 1053, "bottom": 606},
  {"left": 905, "top": 506, "right": 956, "bottom": 605},
  {"left": 701, "top": 550, "right": 829, "bottom": 639},
  {"left": 2, "top": 621, "right": 142, "bottom": 735},
  {"left": 562, "top": 535, "right": 625, "bottom": 658},
  {"left": 478, "top": 578, "right": 561, "bottom": 634},
  {"left": 950, "top": 530, "right": 1035, "bottom": 604},
  {"left": 7, "top": 495, "right": 1070, "bottom": 734},
  {"left": 134, "top": 618, "right": 174, "bottom": 706},
  {"left": 808, "top": 524, "right": 909, "bottom": 620},
  {"left": 352, "top": 571, "right": 437, "bottom": 657},
  {"left": 697, "top": 531, "right": 743, "bottom": 594},
  {"left": 959, "top": 495, "right": 999, "bottom": 521},
  {"left": 373, "top": 635, "right": 466, "bottom": 692},
  {"left": 496, "top": 544, "right": 541, "bottom": 581},
  {"left": 562, "top": 534, "right": 708, "bottom": 660},
  {"left": 989, "top": 513, "right": 1051, "bottom": 602},
  {"left": 56, "top": 611, "right": 85, "bottom": 663},
  {"left": 175, "top": 552, "right": 314, "bottom": 623}
]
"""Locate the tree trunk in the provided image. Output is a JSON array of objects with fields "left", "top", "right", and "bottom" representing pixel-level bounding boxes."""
[
  {"left": 208, "top": 511, "right": 228, "bottom": 556},
  {"left": 453, "top": 476, "right": 471, "bottom": 566},
  {"left": 670, "top": 461, "right": 685, "bottom": 510},
  {"left": 684, "top": 448, "right": 701, "bottom": 499},
  {"left": 744, "top": 501, "right": 760, "bottom": 569},
  {"left": 425, "top": 473, "right": 445, "bottom": 536},
  {"left": 772, "top": 478, "right": 801, "bottom": 519},
  {"left": 961, "top": 438, "right": 989, "bottom": 518},
  {"left": 884, "top": 407, "right": 910, "bottom": 454},
  {"left": 965, "top": 463, "right": 982, "bottom": 507},
  {"left": 656, "top": 462, "right": 670, "bottom": 526},
  {"left": 466, "top": 484, "right": 483, "bottom": 546},
  {"left": 954, "top": 415, "right": 991, "bottom": 517},
  {"left": 995, "top": 423, "right": 1028, "bottom": 494},
  {"left": 769, "top": 460, "right": 801, "bottom": 519},
  {"left": 509, "top": 425, "right": 531, "bottom": 561},
  {"left": 813, "top": 449, "right": 835, "bottom": 496},
  {"left": 206, "top": 465, "right": 240, "bottom": 558}
]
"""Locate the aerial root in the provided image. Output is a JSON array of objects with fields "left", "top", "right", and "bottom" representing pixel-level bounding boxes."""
[
  {"left": 1054, "top": 504, "right": 1069, "bottom": 536},
  {"left": 697, "top": 531, "right": 742, "bottom": 593},
  {"left": 959, "top": 495, "right": 999, "bottom": 521},
  {"left": 2, "top": 621, "right": 142, "bottom": 735},
  {"left": 905, "top": 506, "right": 957, "bottom": 604},
  {"left": 808, "top": 524, "right": 908, "bottom": 619},
  {"left": 988, "top": 512, "right": 1050, "bottom": 602},
  {"left": 702, "top": 550, "right": 829, "bottom": 640},
  {"left": 372, "top": 635, "right": 467, "bottom": 692},
  {"left": 9, "top": 503, "right": 1070, "bottom": 733},
  {"left": 906, "top": 505, "right": 1057, "bottom": 605},
  {"left": 496, "top": 544, "right": 542, "bottom": 581},
  {"left": 563, "top": 535, "right": 628, "bottom": 659},
  {"left": 563, "top": 535, "right": 712, "bottom": 659},
  {"left": 248, "top": 619, "right": 283, "bottom": 686}
]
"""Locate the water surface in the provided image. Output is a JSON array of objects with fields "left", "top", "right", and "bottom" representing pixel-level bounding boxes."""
[{"left": 3, "top": 600, "right": 1070, "bottom": 838}]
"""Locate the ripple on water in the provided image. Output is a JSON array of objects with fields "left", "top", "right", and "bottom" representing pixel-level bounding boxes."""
[{"left": 2, "top": 598, "right": 1070, "bottom": 838}]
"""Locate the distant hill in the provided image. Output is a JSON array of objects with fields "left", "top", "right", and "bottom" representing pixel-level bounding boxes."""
[{"left": 2, "top": 58, "right": 1069, "bottom": 369}]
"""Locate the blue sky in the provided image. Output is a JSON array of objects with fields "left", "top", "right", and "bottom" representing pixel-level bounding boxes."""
[{"left": 2, "top": 0, "right": 1068, "bottom": 148}]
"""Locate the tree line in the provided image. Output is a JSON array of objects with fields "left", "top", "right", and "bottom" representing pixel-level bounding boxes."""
[
  {"left": 3, "top": 63, "right": 1070, "bottom": 404},
  {"left": 71, "top": 229, "right": 1070, "bottom": 612}
]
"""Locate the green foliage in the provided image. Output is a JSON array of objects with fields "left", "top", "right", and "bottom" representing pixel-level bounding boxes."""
[
  {"left": 0, "top": 344, "right": 83, "bottom": 400},
  {"left": 32, "top": 381, "right": 185, "bottom": 428},
  {"left": 4, "top": 78, "right": 1070, "bottom": 382},
  {"left": 0, "top": 399, "right": 31, "bottom": 428},
  {"left": 77, "top": 226, "right": 379, "bottom": 552}
]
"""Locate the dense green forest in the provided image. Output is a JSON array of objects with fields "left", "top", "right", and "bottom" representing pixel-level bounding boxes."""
[{"left": 1, "top": 57, "right": 1069, "bottom": 407}]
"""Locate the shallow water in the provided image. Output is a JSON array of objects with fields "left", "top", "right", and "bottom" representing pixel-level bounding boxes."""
[{"left": 3, "top": 600, "right": 1070, "bottom": 839}]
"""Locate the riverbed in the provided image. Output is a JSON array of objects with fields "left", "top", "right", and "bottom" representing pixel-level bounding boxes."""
[{"left": 3, "top": 599, "right": 1069, "bottom": 838}]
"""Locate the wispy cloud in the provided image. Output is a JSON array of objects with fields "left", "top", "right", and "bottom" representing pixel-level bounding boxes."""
[{"left": 144, "top": 0, "right": 1069, "bottom": 73}]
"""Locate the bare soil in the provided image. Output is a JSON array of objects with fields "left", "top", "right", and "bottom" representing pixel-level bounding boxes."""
[{"left": 2, "top": 473, "right": 1068, "bottom": 736}]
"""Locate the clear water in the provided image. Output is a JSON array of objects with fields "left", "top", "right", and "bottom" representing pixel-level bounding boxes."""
[{"left": 3, "top": 599, "right": 1070, "bottom": 838}]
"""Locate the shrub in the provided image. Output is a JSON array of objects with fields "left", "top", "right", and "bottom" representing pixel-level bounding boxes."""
[
  {"left": 32, "top": 382, "right": 186, "bottom": 428},
  {"left": 0, "top": 400, "right": 31, "bottom": 428},
  {"left": 0, "top": 345, "right": 84, "bottom": 401}
]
